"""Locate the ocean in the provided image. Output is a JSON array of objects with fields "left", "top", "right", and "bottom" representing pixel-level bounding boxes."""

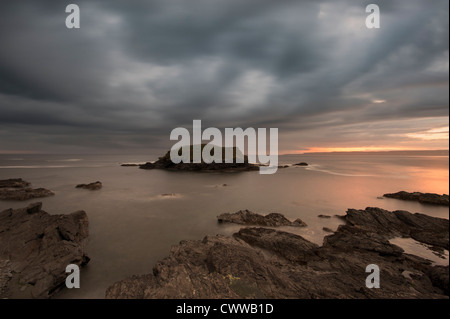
[{"left": 0, "top": 152, "right": 448, "bottom": 298}]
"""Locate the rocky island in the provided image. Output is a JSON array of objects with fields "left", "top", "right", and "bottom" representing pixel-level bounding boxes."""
[
  {"left": 0, "top": 178, "right": 54, "bottom": 201},
  {"left": 106, "top": 207, "right": 448, "bottom": 299},
  {"left": 139, "top": 145, "right": 260, "bottom": 172},
  {"left": 0, "top": 203, "right": 90, "bottom": 298}
]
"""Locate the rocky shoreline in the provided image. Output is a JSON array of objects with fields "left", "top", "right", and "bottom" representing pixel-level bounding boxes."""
[
  {"left": 0, "top": 177, "right": 448, "bottom": 299},
  {"left": 106, "top": 207, "right": 449, "bottom": 299},
  {"left": 0, "top": 203, "right": 90, "bottom": 298}
]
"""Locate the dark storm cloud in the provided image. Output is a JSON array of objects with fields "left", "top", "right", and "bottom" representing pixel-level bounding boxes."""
[{"left": 0, "top": 0, "right": 448, "bottom": 153}]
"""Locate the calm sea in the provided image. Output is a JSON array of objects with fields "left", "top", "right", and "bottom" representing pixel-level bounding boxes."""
[{"left": 0, "top": 153, "right": 448, "bottom": 298}]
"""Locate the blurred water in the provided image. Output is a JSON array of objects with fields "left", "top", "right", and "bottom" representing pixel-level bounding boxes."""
[{"left": 0, "top": 153, "right": 448, "bottom": 298}]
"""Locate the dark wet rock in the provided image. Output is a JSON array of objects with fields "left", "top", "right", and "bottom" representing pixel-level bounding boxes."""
[
  {"left": 0, "top": 203, "right": 89, "bottom": 298},
  {"left": 217, "top": 210, "right": 307, "bottom": 227},
  {"left": 106, "top": 207, "right": 448, "bottom": 299},
  {"left": 294, "top": 162, "right": 308, "bottom": 166},
  {"left": 139, "top": 145, "right": 260, "bottom": 172},
  {"left": 0, "top": 179, "right": 54, "bottom": 201},
  {"left": 426, "top": 266, "right": 449, "bottom": 295},
  {"left": 345, "top": 207, "right": 449, "bottom": 251},
  {"left": 383, "top": 191, "right": 449, "bottom": 206},
  {"left": 235, "top": 227, "right": 318, "bottom": 264},
  {"left": 324, "top": 224, "right": 405, "bottom": 257},
  {"left": 26, "top": 202, "right": 42, "bottom": 214},
  {"left": 318, "top": 214, "right": 331, "bottom": 218},
  {"left": 75, "top": 181, "right": 102, "bottom": 190}
]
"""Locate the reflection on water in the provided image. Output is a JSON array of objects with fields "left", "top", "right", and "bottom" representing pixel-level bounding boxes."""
[{"left": 0, "top": 153, "right": 448, "bottom": 298}]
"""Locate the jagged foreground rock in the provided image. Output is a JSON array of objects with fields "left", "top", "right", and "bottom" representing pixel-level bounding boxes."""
[
  {"left": 0, "top": 203, "right": 90, "bottom": 298},
  {"left": 106, "top": 207, "right": 449, "bottom": 299},
  {"left": 0, "top": 178, "right": 54, "bottom": 201}
]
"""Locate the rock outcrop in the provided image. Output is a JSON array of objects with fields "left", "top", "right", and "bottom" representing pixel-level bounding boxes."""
[
  {"left": 0, "top": 178, "right": 54, "bottom": 201},
  {"left": 0, "top": 203, "right": 90, "bottom": 298},
  {"left": 383, "top": 191, "right": 449, "bottom": 206},
  {"left": 217, "top": 210, "right": 307, "bottom": 227},
  {"left": 106, "top": 207, "right": 449, "bottom": 299},
  {"left": 139, "top": 145, "right": 259, "bottom": 172},
  {"left": 75, "top": 181, "right": 102, "bottom": 190},
  {"left": 344, "top": 207, "right": 449, "bottom": 252}
]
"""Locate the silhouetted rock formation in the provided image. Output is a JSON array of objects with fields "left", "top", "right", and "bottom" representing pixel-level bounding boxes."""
[
  {"left": 217, "top": 210, "right": 307, "bottom": 227},
  {"left": 75, "top": 181, "right": 102, "bottom": 190},
  {"left": 0, "top": 178, "right": 54, "bottom": 201},
  {"left": 139, "top": 145, "right": 259, "bottom": 172},
  {"left": 106, "top": 207, "right": 448, "bottom": 299},
  {"left": 383, "top": 191, "right": 449, "bottom": 206},
  {"left": 0, "top": 203, "right": 90, "bottom": 298}
]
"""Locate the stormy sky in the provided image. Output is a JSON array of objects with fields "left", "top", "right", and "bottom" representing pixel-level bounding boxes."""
[{"left": 0, "top": 0, "right": 448, "bottom": 154}]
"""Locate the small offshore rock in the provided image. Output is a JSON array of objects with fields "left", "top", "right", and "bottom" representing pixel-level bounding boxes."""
[
  {"left": 75, "top": 181, "right": 102, "bottom": 190},
  {"left": 293, "top": 162, "right": 308, "bottom": 166}
]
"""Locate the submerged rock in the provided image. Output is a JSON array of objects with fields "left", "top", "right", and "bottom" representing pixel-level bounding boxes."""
[
  {"left": 294, "top": 162, "right": 308, "bottom": 166},
  {"left": 383, "top": 191, "right": 449, "bottom": 206},
  {"left": 217, "top": 210, "right": 307, "bottom": 227},
  {"left": 0, "top": 203, "right": 90, "bottom": 298},
  {"left": 106, "top": 207, "right": 448, "bottom": 299},
  {"left": 0, "top": 178, "right": 54, "bottom": 201},
  {"left": 75, "top": 181, "right": 102, "bottom": 190}
]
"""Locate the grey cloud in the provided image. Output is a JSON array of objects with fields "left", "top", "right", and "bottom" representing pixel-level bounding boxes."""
[{"left": 0, "top": 0, "right": 448, "bottom": 153}]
